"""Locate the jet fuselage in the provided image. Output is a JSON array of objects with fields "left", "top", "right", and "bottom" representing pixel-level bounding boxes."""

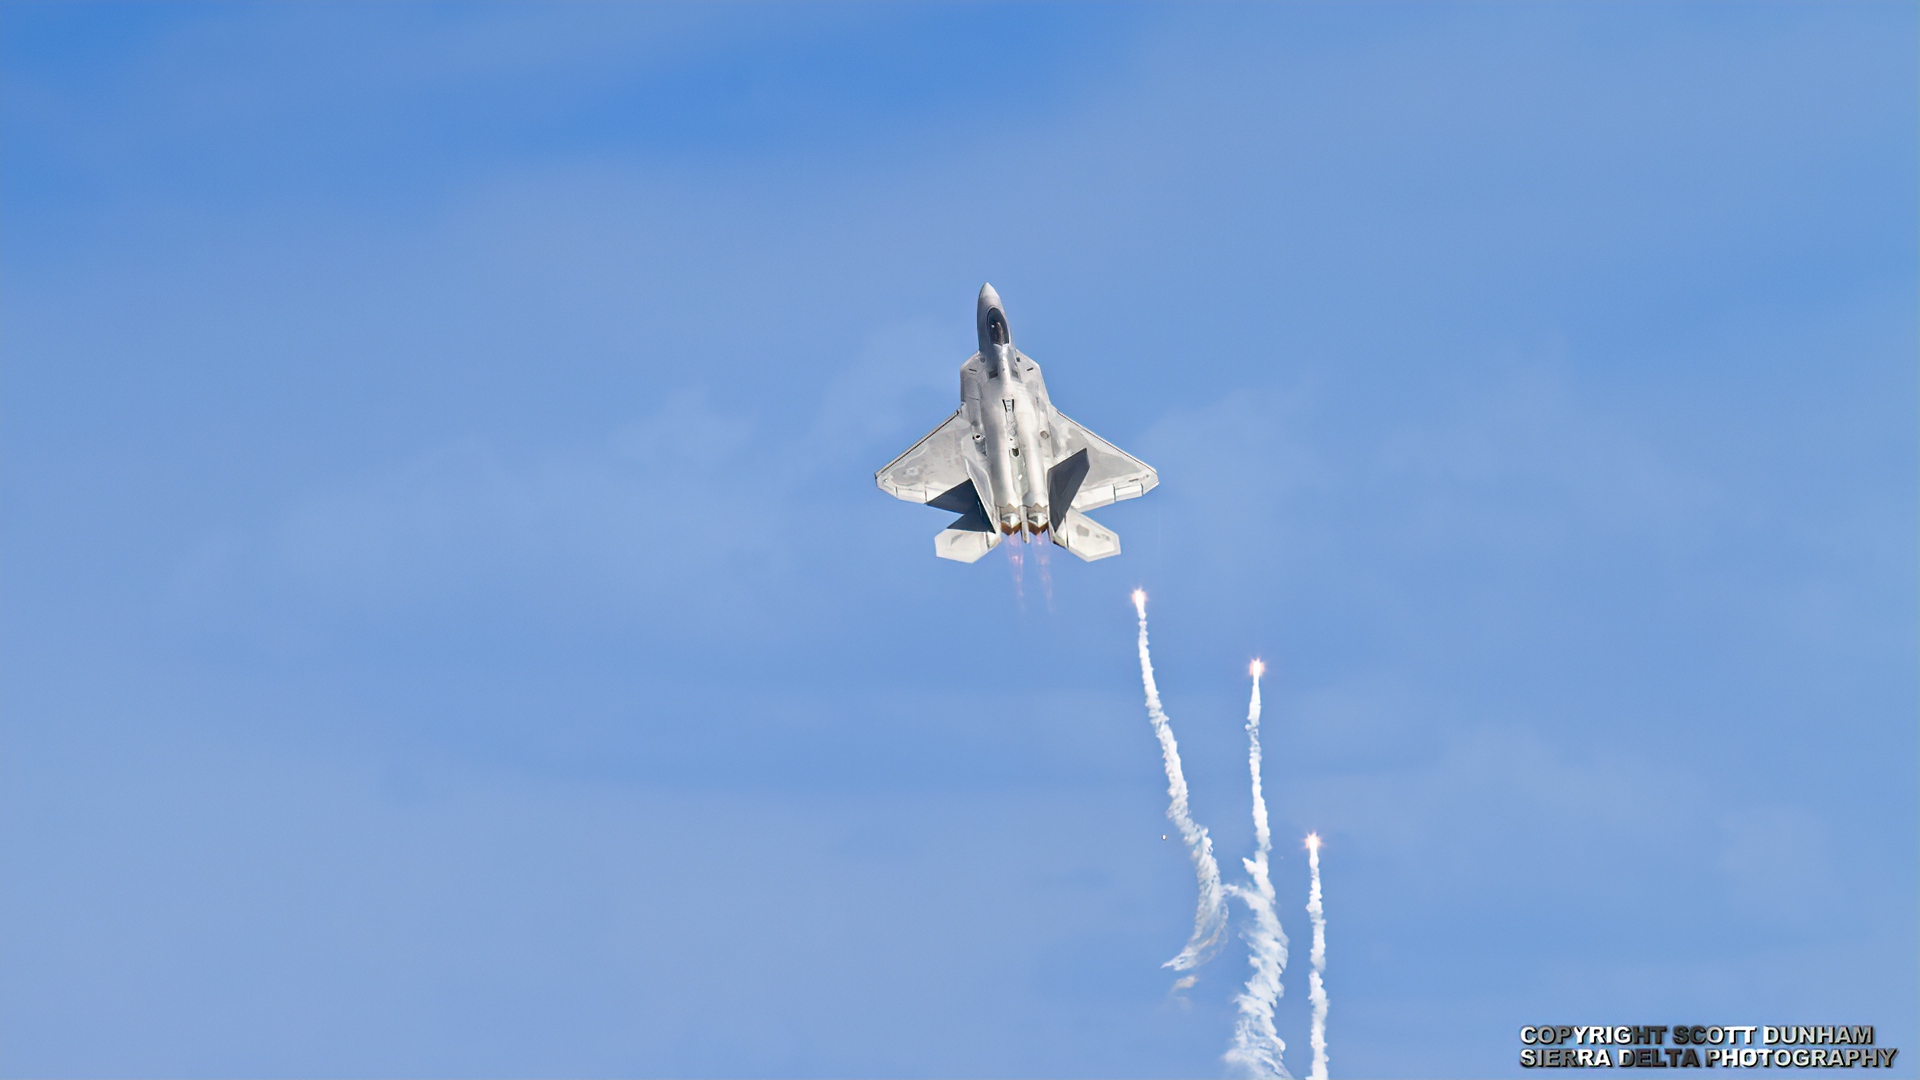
[{"left": 965, "top": 284, "right": 1056, "bottom": 537}]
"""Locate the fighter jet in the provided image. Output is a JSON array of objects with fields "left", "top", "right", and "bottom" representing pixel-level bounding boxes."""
[{"left": 876, "top": 284, "right": 1158, "bottom": 562}]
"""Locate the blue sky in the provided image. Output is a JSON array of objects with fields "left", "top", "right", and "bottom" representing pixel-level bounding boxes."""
[{"left": 2, "top": 3, "right": 1914, "bottom": 1077}]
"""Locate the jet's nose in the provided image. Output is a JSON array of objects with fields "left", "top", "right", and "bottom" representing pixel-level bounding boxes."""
[{"left": 976, "top": 282, "right": 1012, "bottom": 351}]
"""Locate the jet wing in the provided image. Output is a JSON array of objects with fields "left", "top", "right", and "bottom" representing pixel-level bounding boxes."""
[
  {"left": 1051, "top": 411, "right": 1158, "bottom": 511},
  {"left": 876, "top": 410, "right": 977, "bottom": 504}
]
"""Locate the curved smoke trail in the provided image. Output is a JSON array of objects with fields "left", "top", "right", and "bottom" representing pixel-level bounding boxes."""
[
  {"left": 1131, "top": 590, "right": 1227, "bottom": 985},
  {"left": 1225, "top": 661, "right": 1291, "bottom": 1078},
  {"left": 1306, "top": 834, "right": 1329, "bottom": 1080}
]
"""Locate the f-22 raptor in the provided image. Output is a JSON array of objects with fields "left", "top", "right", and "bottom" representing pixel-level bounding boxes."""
[{"left": 877, "top": 284, "right": 1158, "bottom": 562}]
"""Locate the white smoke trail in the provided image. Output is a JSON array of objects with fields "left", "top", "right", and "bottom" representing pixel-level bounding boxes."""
[
  {"left": 1224, "top": 660, "right": 1291, "bottom": 1079},
  {"left": 1131, "top": 589, "right": 1227, "bottom": 984},
  {"left": 1306, "top": 834, "right": 1329, "bottom": 1080}
]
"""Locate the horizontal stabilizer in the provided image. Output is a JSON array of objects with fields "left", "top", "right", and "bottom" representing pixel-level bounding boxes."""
[
  {"left": 937, "top": 526, "right": 1002, "bottom": 563},
  {"left": 1052, "top": 507, "right": 1120, "bottom": 561}
]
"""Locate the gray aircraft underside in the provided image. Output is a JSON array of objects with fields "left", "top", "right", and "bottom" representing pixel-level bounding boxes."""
[{"left": 876, "top": 284, "right": 1158, "bottom": 563}]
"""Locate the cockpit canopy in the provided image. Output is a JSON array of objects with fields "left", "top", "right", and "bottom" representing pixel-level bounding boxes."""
[{"left": 985, "top": 308, "right": 1009, "bottom": 346}]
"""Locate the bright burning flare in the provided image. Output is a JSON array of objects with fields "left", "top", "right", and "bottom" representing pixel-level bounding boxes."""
[
  {"left": 1131, "top": 588, "right": 1147, "bottom": 615},
  {"left": 1306, "top": 833, "right": 1321, "bottom": 852},
  {"left": 1249, "top": 659, "right": 1266, "bottom": 678}
]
